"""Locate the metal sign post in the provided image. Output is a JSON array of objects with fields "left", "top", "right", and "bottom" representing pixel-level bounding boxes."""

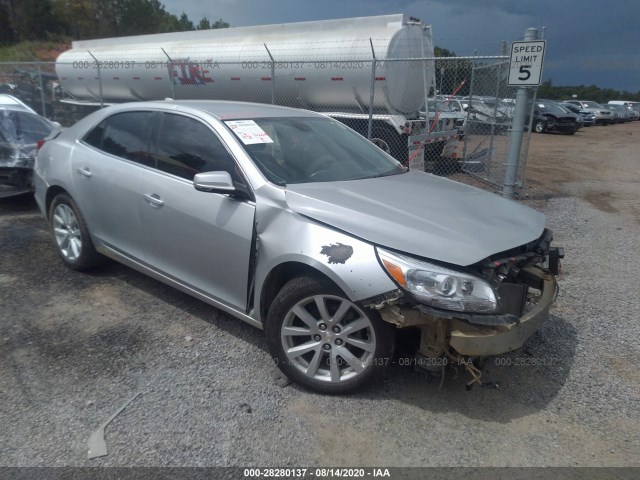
[{"left": 502, "top": 28, "right": 545, "bottom": 199}]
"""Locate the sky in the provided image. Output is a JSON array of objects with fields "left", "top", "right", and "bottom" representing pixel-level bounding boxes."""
[{"left": 160, "top": 0, "right": 640, "bottom": 93}]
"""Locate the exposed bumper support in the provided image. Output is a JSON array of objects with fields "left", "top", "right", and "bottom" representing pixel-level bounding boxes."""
[
  {"left": 379, "top": 267, "right": 558, "bottom": 357},
  {"left": 449, "top": 268, "right": 557, "bottom": 356}
]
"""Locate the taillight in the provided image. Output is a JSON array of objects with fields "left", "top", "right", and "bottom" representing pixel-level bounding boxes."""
[{"left": 36, "top": 140, "right": 46, "bottom": 151}]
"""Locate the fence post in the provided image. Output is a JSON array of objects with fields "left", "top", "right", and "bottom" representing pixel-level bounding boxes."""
[
  {"left": 264, "top": 44, "right": 275, "bottom": 105},
  {"left": 486, "top": 41, "right": 508, "bottom": 179},
  {"left": 517, "top": 28, "right": 544, "bottom": 193},
  {"left": 87, "top": 51, "right": 104, "bottom": 108},
  {"left": 29, "top": 53, "right": 47, "bottom": 118},
  {"left": 502, "top": 28, "right": 538, "bottom": 199},
  {"left": 367, "top": 39, "right": 376, "bottom": 140},
  {"left": 461, "top": 50, "right": 478, "bottom": 162},
  {"left": 161, "top": 47, "right": 176, "bottom": 100}
]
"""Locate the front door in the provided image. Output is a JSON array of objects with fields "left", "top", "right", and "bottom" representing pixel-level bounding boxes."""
[{"left": 140, "top": 112, "right": 255, "bottom": 311}]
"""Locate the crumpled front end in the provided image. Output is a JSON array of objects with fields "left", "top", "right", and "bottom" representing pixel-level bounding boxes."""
[{"left": 366, "top": 229, "right": 562, "bottom": 371}]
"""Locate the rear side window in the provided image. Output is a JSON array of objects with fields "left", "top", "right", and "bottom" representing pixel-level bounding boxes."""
[
  {"left": 84, "top": 120, "right": 106, "bottom": 149},
  {"left": 84, "top": 112, "right": 154, "bottom": 166},
  {"left": 15, "top": 112, "right": 53, "bottom": 143},
  {"left": 152, "top": 113, "right": 236, "bottom": 181},
  {"left": 0, "top": 111, "right": 53, "bottom": 144}
]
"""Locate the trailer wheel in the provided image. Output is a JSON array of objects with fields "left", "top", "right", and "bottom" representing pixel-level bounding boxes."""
[{"left": 371, "top": 127, "right": 408, "bottom": 164}]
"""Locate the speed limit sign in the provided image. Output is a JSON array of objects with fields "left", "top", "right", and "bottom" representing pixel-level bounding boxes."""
[{"left": 508, "top": 40, "right": 546, "bottom": 86}]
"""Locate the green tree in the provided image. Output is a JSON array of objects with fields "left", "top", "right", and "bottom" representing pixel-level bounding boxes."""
[
  {"left": 433, "top": 45, "right": 474, "bottom": 96},
  {"left": 0, "top": 0, "right": 16, "bottom": 44},
  {"left": 2, "top": 0, "right": 228, "bottom": 44},
  {"left": 176, "top": 12, "right": 194, "bottom": 31},
  {"left": 210, "top": 18, "right": 229, "bottom": 29},
  {"left": 197, "top": 17, "right": 211, "bottom": 30},
  {"left": 434, "top": 46, "right": 455, "bottom": 58}
]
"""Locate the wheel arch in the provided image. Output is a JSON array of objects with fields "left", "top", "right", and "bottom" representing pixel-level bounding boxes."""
[
  {"left": 259, "top": 261, "right": 342, "bottom": 325},
  {"left": 45, "top": 185, "right": 71, "bottom": 221}
]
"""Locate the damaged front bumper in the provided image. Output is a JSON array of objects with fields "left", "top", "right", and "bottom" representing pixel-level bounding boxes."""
[
  {"left": 378, "top": 267, "right": 557, "bottom": 357},
  {"left": 448, "top": 268, "right": 557, "bottom": 356}
]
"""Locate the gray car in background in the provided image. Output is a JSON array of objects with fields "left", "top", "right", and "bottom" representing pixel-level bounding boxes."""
[
  {"left": 0, "top": 94, "right": 57, "bottom": 197},
  {"left": 34, "top": 101, "right": 561, "bottom": 393},
  {"left": 564, "top": 100, "right": 614, "bottom": 125}
]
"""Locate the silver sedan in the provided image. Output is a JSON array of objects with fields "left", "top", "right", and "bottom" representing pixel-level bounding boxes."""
[{"left": 34, "top": 101, "right": 560, "bottom": 393}]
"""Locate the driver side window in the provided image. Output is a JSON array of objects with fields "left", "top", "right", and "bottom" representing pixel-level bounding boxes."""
[{"left": 152, "top": 113, "right": 236, "bottom": 181}]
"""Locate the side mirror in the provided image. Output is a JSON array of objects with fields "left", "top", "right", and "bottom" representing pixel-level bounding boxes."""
[{"left": 193, "top": 171, "right": 236, "bottom": 193}]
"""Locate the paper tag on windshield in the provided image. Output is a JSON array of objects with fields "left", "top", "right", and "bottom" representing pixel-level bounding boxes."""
[{"left": 225, "top": 120, "right": 273, "bottom": 144}]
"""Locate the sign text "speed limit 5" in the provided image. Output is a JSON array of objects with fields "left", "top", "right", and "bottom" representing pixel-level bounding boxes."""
[{"left": 508, "top": 40, "right": 546, "bottom": 86}]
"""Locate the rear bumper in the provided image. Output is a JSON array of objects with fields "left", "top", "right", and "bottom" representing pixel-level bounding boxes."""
[
  {"left": 548, "top": 123, "right": 577, "bottom": 132},
  {"left": 0, "top": 167, "right": 33, "bottom": 198},
  {"left": 449, "top": 268, "right": 557, "bottom": 356}
]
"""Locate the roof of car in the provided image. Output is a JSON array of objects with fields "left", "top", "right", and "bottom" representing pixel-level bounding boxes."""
[
  {"left": 110, "top": 100, "right": 321, "bottom": 120},
  {"left": 0, "top": 94, "right": 37, "bottom": 113}
]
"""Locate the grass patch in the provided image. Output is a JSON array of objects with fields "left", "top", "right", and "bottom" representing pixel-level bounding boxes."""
[{"left": 0, "top": 40, "right": 70, "bottom": 62}]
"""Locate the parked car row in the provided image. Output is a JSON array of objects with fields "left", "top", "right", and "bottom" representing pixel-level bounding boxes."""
[
  {"left": 606, "top": 103, "right": 640, "bottom": 122},
  {"left": 424, "top": 95, "right": 639, "bottom": 138},
  {"left": 422, "top": 96, "right": 514, "bottom": 136},
  {"left": 529, "top": 100, "right": 584, "bottom": 135},
  {"left": 530, "top": 98, "right": 639, "bottom": 135}
]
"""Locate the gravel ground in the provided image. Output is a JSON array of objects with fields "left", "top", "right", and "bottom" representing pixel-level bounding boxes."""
[{"left": 1, "top": 123, "right": 639, "bottom": 468}]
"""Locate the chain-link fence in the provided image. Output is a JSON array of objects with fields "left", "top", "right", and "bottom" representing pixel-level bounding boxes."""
[{"left": 1, "top": 46, "right": 536, "bottom": 195}]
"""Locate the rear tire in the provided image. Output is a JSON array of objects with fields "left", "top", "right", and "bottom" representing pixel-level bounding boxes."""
[
  {"left": 49, "top": 193, "right": 105, "bottom": 271},
  {"left": 265, "top": 276, "right": 395, "bottom": 394}
]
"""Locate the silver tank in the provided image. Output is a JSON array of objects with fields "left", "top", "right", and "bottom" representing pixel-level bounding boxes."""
[{"left": 56, "top": 14, "right": 434, "bottom": 115}]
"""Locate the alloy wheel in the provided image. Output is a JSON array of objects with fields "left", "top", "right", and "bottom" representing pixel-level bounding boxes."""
[
  {"left": 280, "top": 294, "right": 376, "bottom": 383},
  {"left": 52, "top": 204, "right": 83, "bottom": 261}
]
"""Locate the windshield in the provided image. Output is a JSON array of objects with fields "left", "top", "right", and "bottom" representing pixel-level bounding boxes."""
[
  {"left": 538, "top": 102, "right": 569, "bottom": 115},
  {"left": 426, "top": 101, "right": 460, "bottom": 112},
  {"left": 583, "top": 101, "right": 603, "bottom": 109},
  {"left": 225, "top": 117, "right": 406, "bottom": 185}
]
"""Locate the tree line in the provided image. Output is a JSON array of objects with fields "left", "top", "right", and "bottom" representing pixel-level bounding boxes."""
[
  {"left": 536, "top": 80, "right": 640, "bottom": 103},
  {"left": 0, "top": 0, "right": 229, "bottom": 44},
  {"left": 434, "top": 49, "right": 639, "bottom": 101}
]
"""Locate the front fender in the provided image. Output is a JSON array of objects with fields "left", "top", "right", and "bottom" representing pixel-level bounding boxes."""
[{"left": 252, "top": 205, "right": 397, "bottom": 323}]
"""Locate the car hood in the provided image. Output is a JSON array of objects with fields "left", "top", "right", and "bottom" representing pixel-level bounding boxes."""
[{"left": 285, "top": 170, "right": 546, "bottom": 266}]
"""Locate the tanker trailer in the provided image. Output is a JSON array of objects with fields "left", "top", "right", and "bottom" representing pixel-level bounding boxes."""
[{"left": 55, "top": 14, "right": 457, "bottom": 162}]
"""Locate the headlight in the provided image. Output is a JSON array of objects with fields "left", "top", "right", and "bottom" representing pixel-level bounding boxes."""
[{"left": 377, "top": 248, "right": 498, "bottom": 313}]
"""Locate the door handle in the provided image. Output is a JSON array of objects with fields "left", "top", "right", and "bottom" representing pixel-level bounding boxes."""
[
  {"left": 143, "top": 193, "right": 164, "bottom": 207},
  {"left": 77, "top": 167, "right": 92, "bottom": 178}
]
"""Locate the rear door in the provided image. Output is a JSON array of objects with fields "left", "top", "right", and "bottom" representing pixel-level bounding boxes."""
[
  {"left": 140, "top": 112, "right": 255, "bottom": 311},
  {"left": 72, "top": 111, "right": 153, "bottom": 260}
]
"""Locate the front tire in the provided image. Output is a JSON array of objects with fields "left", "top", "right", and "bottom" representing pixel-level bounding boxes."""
[
  {"left": 534, "top": 120, "right": 545, "bottom": 133},
  {"left": 265, "top": 276, "right": 395, "bottom": 394},
  {"left": 49, "top": 193, "right": 105, "bottom": 271}
]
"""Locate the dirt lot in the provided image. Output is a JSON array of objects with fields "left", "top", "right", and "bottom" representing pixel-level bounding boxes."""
[
  {"left": 525, "top": 123, "right": 640, "bottom": 221},
  {"left": 1, "top": 122, "right": 639, "bottom": 468}
]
